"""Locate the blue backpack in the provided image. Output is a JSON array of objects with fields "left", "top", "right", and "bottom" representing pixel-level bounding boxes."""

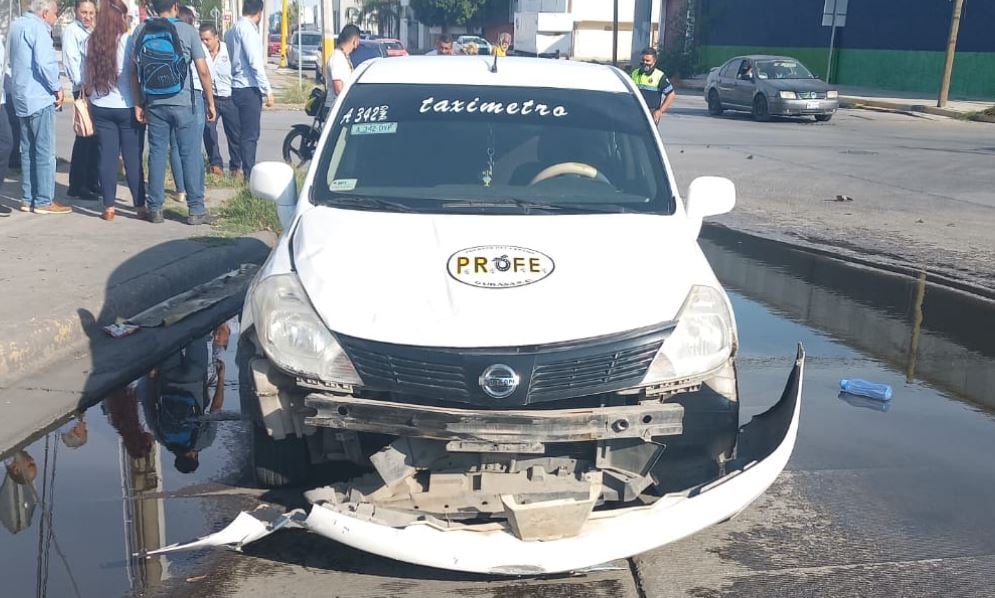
[{"left": 135, "top": 18, "right": 188, "bottom": 97}]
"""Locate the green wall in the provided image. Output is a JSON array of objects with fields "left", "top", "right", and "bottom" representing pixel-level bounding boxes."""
[{"left": 699, "top": 45, "right": 995, "bottom": 98}]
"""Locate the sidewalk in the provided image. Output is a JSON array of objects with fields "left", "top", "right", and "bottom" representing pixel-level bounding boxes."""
[
  {"left": 678, "top": 78, "right": 994, "bottom": 119},
  {"left": 0, "top": 123, "right": 275, "bottom": 456}
]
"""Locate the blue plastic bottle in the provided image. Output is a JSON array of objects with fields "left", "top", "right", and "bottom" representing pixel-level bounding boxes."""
[{"left": 840, "top": 379, "right": 893, "bottom": 401}]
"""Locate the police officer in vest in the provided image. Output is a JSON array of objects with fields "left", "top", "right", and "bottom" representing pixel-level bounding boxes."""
[{"left": 631, "top": 47, "right": 676, "bottom": 124}]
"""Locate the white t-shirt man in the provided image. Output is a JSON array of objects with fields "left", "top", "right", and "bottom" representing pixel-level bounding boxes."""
[{"left": 324, "top": 48, "right": 353, "bottom": 107}]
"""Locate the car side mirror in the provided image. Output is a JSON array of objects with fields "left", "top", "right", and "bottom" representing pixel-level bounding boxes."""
[
  {"left": 685, "top": 176, "right": 736, "bottom": 238},
  {"left": 250, "top": 162, "right": 298, "bottom": 230}
]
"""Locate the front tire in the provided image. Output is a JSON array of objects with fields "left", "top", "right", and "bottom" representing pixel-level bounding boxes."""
[
  {"left": 252, "top": 425, "right": 310, "bottom": 488},
  {"left": 815, "top": 114, "right": 833, "bottom": 122},
  {"left": 752, "top": 94, "right": 771, "bottom": 122},
  {"left": 707, "top": 89, "right": 724, "bottom": 116}
]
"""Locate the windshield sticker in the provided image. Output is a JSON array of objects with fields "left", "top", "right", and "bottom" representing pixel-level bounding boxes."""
[
  {"left": 340, "top": 105, "right": 389, "bottom": 124},
  {"left": 420, "top": 97, "right": 569, "bottom": 118},
  {"left": 447, "top": 245, "right": 555, "bottom": 289},
  {"left": 351, "top": 122, "right": 398, "bottom": 136},
  {"left": 329, "top": 178, "right": 358, "bottom": 191}
]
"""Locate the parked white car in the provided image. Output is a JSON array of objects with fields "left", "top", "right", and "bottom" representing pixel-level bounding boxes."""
[{"left": 238, "top": 56, "right": 804, "bottom": 574}]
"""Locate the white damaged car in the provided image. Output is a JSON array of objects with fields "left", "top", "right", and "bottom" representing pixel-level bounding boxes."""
[{"left": 221, "top": 56, "right": 803, "bottom": 574}]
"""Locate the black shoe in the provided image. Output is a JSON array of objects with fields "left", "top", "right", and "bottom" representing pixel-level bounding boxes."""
[
  {"left": 187, "top": 212, "right": 217, "bottom": 226},
  {"left": 68, "top": 188, "right": 100, "bottom": 201},
  {"left": 0, "top": 204, "right": 11, "bottom": 217},
  {"left": 147, "top": 210, "right": 164, "bottom": 223}
]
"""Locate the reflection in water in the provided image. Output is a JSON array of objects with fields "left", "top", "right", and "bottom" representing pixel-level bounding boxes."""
[
  {"left": 702, "top": 227, "right": 995, "bottom": 410},
  {"left": 838, "top": 392, "right": 891, "bottom": 413},
  {"left": 0, "top": 451, "right": 38, "bottom": 535},
  {"left": 0, "top": 319, "right": 238, "bottom": 597}
]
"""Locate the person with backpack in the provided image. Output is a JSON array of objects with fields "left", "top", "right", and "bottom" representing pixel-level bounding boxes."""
[
  {"left": 225, "top": 0, "right": 273, "bottom": 180},
  {"left": 129, "top": 0, "right": 216, "bottom": 225},
  {"left": 139, "top": 335, "right": 225, "bottom": 474}
]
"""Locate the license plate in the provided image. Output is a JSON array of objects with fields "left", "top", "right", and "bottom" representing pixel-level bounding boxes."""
[{"left": 806, "top": 101, "right": 820, "bottom": 109}]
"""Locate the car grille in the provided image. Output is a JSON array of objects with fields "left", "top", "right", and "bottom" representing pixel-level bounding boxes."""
[
  {"left": 796, "top": 91, "right": 827, "bottom": 100},
  {"left": 529, "top": 342, "right": 663, "bottom": 401},
  {"left": 343, "top": 345, "right": 471, "bottom": 398},
  {"left": 336, "top": 324, "right": 671, "bottom": 407}
]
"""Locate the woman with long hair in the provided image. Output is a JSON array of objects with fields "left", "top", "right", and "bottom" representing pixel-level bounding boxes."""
[{"left": 84, "top": 0, "right": 146, "bottom": 221}]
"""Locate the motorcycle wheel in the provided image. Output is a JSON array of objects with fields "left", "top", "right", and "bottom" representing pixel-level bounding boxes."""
[{"left": 283, "top": 125, "right": 318, "bottom": 168}]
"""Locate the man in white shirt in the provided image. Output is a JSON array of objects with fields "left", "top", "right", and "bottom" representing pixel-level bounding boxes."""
[
  {"left": 200, "top": 23, "right": 239, "bottom": 176},
  {"left": 324, "top": 24, "right": 360, "bottom": 108},
  {"left": 63, "top": 0, "right": 100, "bottom": 200},
  {"left": 425, "top": 34, "right": 454, "bottom": 56},
  {"left": 225, "top": 0, "right": 272, "bottom": 179}
]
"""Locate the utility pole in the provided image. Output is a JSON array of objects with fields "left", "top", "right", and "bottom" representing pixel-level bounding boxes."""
[
  {"left": 825, "top": 0, "right": 839, "bottom": 83},
  {"left": 280, "top": 0, "right": 289, "bottom": 68},
  {"left": 630, "top": 0, "right": 652, "bottom": 65},
  {"left": 611, "top": 0, "right": 619, "bottom": 67},
  {"left": 937, "top": 0, "right": 965, "bottom": 107}
]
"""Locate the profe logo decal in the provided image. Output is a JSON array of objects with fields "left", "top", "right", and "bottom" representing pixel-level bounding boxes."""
[{"left": 447, "top": 246, "right": 555, "bottom": 289}]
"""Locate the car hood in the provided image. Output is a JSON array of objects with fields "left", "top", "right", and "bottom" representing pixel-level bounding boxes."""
[
  {"left": 291, "top": 207, "right": 717, "bottom": 347},
  {"left": 762, "top": 78, "right": 830, "bottom": 92}
]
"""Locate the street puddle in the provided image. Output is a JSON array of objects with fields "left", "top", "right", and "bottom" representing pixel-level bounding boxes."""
[{"left": 1, "top": 232, "right": 994, "bottom": 595}]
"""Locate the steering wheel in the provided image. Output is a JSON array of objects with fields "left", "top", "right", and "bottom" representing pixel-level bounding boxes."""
[{"left": 529, "top": 162, "right": 612, "bottom": 186}]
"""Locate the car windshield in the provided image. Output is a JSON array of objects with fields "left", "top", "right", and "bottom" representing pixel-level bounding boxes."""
[
  {"left": 312, "top": 83, "right": 674, "bottom": 215},
  {"left": 293, "top": 33, "right": 322, "bottom": 47},
  {"left": 756, "top": 60, "right": 814, "bottom": 80}
]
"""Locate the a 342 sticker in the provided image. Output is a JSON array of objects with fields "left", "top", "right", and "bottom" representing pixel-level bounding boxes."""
[{"left": 447, "top": 245, "right": 555, "bottom": 289}]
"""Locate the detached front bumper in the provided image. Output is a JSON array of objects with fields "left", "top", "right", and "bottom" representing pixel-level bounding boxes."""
[
  {"left": 150, "top": 347, "right": 804, "bottom": 575},
  {"left": 770, "top": 98, "right": 839, "bottom": 116}
]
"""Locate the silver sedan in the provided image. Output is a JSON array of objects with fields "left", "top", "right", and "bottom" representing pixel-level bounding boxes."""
[{"left": 704, "top": 55, "right": 839, "bottom": 122}]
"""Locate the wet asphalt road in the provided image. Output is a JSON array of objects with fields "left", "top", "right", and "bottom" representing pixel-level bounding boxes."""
[{"left": 2, "top": 230, "right": 994, "bottom": 597}]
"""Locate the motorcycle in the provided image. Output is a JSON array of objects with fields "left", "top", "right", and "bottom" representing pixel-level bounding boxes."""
[{"left": 282, "top": 86, "right": 327, "bottom": 167}]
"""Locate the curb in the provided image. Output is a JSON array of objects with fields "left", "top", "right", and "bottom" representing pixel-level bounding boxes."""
[
  {"left": 837, "top": 97, "right": 962, "bottom": 119},
  {"left": 702, "top": 223, "right": 995, "bottom": 302},
  {"left": 0, "top": 233, "right": 275, "bottom": 388}
]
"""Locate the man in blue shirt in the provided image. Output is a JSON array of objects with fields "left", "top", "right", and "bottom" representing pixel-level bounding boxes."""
[
  {"left": 9, "top": 0, "right": 69, "bottom": 214},
  {"left": 225, "top": 0, "right": 273, "bottom": 180},
  {"left": 63, "top": 0, "right": 100, "bottom": 201},
  {"left": 129, "top": 0, "right": 217, "bottom": 225}
]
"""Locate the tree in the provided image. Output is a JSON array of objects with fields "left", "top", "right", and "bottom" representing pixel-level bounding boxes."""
[
  {"left": 360, "top": 0, "right": 401, "bottom": 39},
  {"left": 410, "top": 0, "right": 488, "bottom": 33}
]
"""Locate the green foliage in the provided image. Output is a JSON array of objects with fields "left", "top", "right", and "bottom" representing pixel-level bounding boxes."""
[
  {"left": 410, "top": 0, "right": 488, "bottom": 30},
  {"left": 216, "top": 187, "right": 283, "bottom": 236}
]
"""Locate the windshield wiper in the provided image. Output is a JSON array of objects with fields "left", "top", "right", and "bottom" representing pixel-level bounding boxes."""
[
  {"left": 442, "top": 198, "right": 565, "bottom": 212},
  {"left": 314, "top": 194, "right": 416, "bottom": 212}
]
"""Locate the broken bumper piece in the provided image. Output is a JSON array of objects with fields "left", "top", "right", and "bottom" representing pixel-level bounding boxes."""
[{"left": 146, "top": 347, "right": 804, "bottom": 575}]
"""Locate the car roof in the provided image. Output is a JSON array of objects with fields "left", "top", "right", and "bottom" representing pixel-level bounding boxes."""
[
  {"left": 357, "top": 56, "right": 630, "bottom": 92},
  {"left": 732, "top": 55, "right": 802, "bottom": 62}
]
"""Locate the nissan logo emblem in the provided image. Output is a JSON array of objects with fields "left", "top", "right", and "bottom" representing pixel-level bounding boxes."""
[{"left": 479, "top": 364, "right": 520, "bottom": 399}]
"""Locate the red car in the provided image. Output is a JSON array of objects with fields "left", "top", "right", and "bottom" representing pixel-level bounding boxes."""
[
  {"left": 379, "top": 38, "right": 408, "bottom": 57},
  {"left": 268, "top": 33, "right": 281, "bottom": 57}
]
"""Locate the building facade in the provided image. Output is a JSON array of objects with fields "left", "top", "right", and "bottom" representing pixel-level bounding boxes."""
[{"left": 697, "top": 0, "right": 995, "bottom": 98}]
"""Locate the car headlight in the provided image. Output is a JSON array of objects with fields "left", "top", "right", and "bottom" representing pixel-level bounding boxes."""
[
  {"left": 827, "top": 90, "right": 839, "bottom": 99},
  {"left": 251, "top": 273, "right": 362, "bottom": 385},
  {"left": 778, "top": 91, "right": 798, "bottom": 100},
  {"left": 642, "top": 285, "right": 734, "bottom": 384}
]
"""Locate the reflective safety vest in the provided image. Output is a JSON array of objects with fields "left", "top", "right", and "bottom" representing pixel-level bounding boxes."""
[{"left": 631, "top": 67, "right": 674, "bottom": 109}]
